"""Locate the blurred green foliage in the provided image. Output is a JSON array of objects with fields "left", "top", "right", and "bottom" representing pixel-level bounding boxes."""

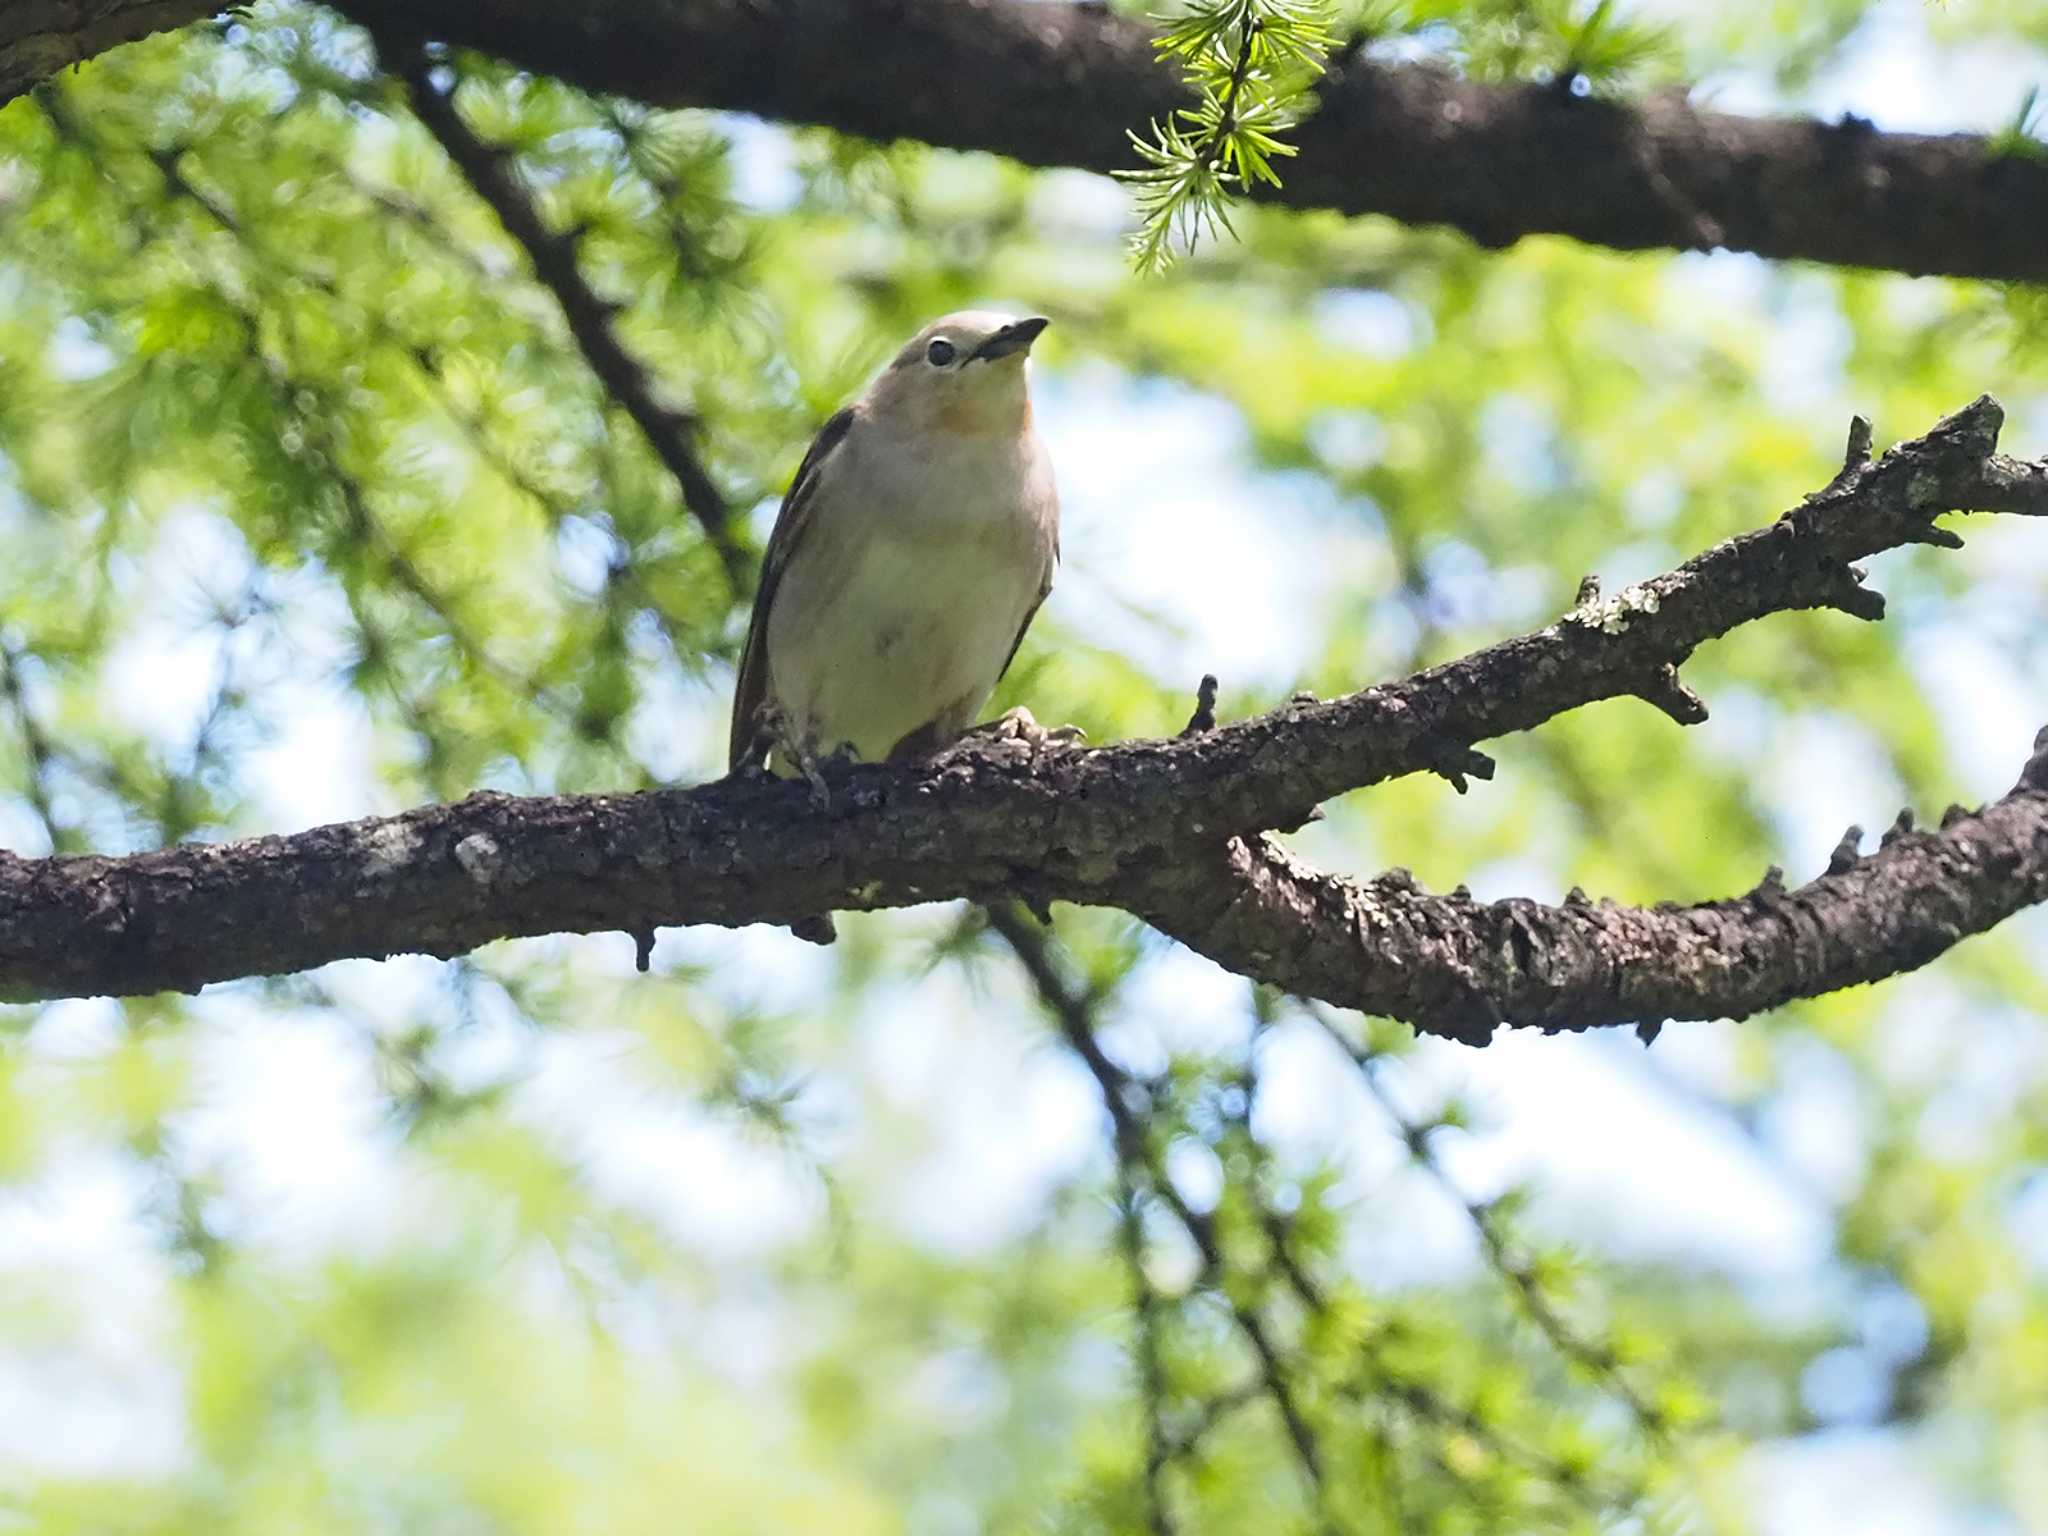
[{"left": 2, "top": 2, "right": 2046, "bottom": 1532}]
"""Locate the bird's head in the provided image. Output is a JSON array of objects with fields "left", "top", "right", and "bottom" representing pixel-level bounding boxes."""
[{"left": 866, "top": 310, "right": 1050, "bottom": 438}]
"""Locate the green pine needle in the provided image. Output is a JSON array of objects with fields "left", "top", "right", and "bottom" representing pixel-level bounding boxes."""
[{"left": 1116, "top": 0, "right": 1332, "bottom": 273}]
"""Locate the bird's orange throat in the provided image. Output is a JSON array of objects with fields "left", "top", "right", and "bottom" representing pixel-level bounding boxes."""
[{"left": 920, "top": 375, "right": 1032, "bottom": 439}]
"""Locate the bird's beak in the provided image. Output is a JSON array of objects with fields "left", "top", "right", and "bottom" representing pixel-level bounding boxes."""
[{"left": 971, "top": 316, "right": 1050, "bottom": 363}]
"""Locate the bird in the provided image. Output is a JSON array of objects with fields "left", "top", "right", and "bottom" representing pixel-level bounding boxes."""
[{"left": 729, "top": 310, "right": 1066, "bottom": 941}]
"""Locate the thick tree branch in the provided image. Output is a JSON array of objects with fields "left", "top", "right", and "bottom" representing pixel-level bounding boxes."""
[
  {"left": 1132, "top": 752, "right": 2048, "bottom": 1045},
  {"left": 1, "top": 399, "right": 2043, "bottom": 1036},
  {"left": 321, "top": 0, "right": 2048, "bottom": 283},
  {"left": 324, "top": 0, "right": 2048, "bottom": 283},
  {"left": 8, "top": 2, "right": 2048, "bottom": 283},
  {"left": 0, "top": 1, "right": 203, "bottom": 105}
]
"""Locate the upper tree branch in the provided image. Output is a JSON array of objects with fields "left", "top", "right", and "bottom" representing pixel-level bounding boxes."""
[
  {"left": 323, "top": 0, "right": 2048, "bottom": 283},
  {"left": 0, "top": 1, "right": 203, "bottom": 104},
  {"left": 372, "top": 35, "right": 750, "bottom": 587},
  {"left": 1, "top": 399, "right": 2043, "bottom": 1040},
  {"left": 8, "top": 2, "right": 2048, "bottom": 283}
]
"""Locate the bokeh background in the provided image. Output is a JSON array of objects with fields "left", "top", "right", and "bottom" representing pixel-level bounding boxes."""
[{"left": 2, "top": 1, "right": 2046, "bottom": 1531}]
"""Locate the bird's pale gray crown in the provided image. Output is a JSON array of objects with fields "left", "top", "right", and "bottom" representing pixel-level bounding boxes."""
[{"left": 886, "top": 310, "right": 1051, "bottom": 372}]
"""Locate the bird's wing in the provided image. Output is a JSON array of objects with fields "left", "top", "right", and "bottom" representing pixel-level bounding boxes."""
[
  {"left": 994, "top": 529, "right": 1058, "bottom": 688},
  {"left": 729, "top": 406, "right": 858, "bottom": 769}
]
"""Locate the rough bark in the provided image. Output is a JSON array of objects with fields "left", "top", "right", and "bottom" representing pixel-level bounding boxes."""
[
  {"left": 6, "top": 2, "right": 2048, "bottom": 283},
  {"left": 0, "top": 0, "right": 202, "bottom": 104},
  {"left": 1136, "top": 769, "right": 2048, "bottom": 1045},
  {"left": 2, "top": 398, "right": 2042, "bottom": 1042}
]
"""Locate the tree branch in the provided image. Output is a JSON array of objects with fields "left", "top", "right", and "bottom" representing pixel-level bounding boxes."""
[
  {"left": 985, "top": 904, "right": 1331, "bottom": 1515},
  {"left": 1135, "top": 756, "right": 2048, "bottom": 1045},
  {"left": 321, "top": 0, "right": 2048, "bottom": 283},
  {"left": 9, "top": 2, "right": 2048, "bottom": 283},
  {"left": 1, "top": 399, "right": 2043, "bottom": 1036},
  {"left": 371, "top": 34, "right": 750, "bottom": 588},
  {"left": 1308, "top": 1005, "right": 1670, "bottom": 1436},
  {"left": 0, "top": 1, "right": 204, "bottom": 105}
]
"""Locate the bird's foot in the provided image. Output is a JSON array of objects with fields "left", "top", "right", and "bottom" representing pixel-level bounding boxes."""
[
  {"left": 802, "top": 742, "right": 863, "bottom": 811},
  {"left": 792, "top": 747, "right": 832, "bottom": 809},
  {"left": 973, "top": 705, "right": 1087, "bottom": 752},
  {"left": 754, "top": 704, "right": 834, "bottom": 809},
  {"left": 946, "top": 704, "right": 1097, "bottom": 765},
  {"left": 727, "top": 703, "right": 782, "bottom": 782},
  {"left": 787, "top": 745, "right": 845, "bottom": 936}
]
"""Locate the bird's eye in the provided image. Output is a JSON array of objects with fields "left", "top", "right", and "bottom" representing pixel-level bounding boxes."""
[{"left": 926, "top": 337, "right": 956, "bottom": 367}]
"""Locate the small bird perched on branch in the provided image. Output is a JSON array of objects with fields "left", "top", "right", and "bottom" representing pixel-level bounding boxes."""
[{"left": 729, "top": 311, "right": 1067, "bottom": 941}]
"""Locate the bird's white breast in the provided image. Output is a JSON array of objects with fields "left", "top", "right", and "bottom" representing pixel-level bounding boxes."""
[{"left": 765, "top": 417, "right": 1057, "bottom": 763}]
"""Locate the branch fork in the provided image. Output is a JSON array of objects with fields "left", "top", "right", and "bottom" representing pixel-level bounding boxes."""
[{"left": 2, "top": 399, "right": 2044, "bottom": 1045}]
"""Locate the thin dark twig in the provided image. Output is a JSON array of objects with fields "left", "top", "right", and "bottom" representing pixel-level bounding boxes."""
[
  {"left": 1116, "top": 1158, "right": 1177, "bottom": 1536},
  {"left": 1208, "top": 12, "right": 1264, "bottom": 177},
  {"left": 372, "top": 36, "right": 750, "bottom": 590},
  {"left": 1309, "top": 1006, "right": 1670, "bottom": 1437},
  {"left": 983, "top": 903, "right": 1330, "bottom": 1510},
  {"left": 1238, "top": 1014, "right": 1647, "bottom": 1509},
  {"left": 148, "top": 98, "right": 740, "bottom": 669},
  {"left": 400, "top": 342, "right": 716, "bottom": 667},
  {"left": 0, "top": 642, "right": 62, "bottom": 847},
  {"left": 1227, "top": 1029, "right": 1406, "bottom": 1519},
  {"left": 1160, "top": 1379, "right": 1265, "bottom": 1462},
  {"left": 37, "top": 89, "right": 603, "bottom": 756}
]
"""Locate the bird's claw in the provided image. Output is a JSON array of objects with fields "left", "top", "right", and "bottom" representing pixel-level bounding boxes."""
[
  {"left": 805, "top": 743, "right": 862, "bottom": 810},
  {"left": 754, "top": 701, "right": 834, "bottom": 808},
  {"left": 971, "top": 706, "right": 1086, "bottom": 752},
  {"left": 995, "top": 708, "right": 1089, "bottom": 753},
  {"left": 799, "top": 756, "right": 830, "bottom": 810}
]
